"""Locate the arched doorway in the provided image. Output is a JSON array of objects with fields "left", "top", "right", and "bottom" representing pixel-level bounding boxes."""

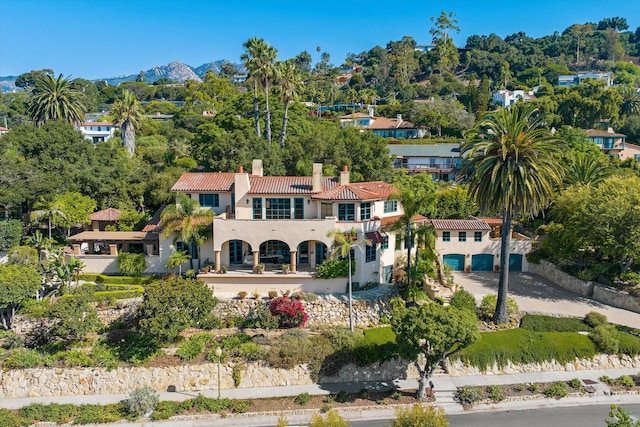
[{"left": 259, "top": 240, "right": 290, "bottom": 264}]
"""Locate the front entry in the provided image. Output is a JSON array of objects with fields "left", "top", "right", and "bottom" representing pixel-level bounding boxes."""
[
  {"left": 472, "top": 254, "right": 494, "bottom": 271},
  {"left": 229, "top": 240, "right": 243, "bottom": 264}
]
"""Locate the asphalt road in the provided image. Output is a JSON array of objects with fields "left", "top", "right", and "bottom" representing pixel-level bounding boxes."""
[
  {"left": 346, "top": 404, "right": 640, "bottom": 427},
  {"left": 453, "top": 272, "right": 640, "bottom": 328}
]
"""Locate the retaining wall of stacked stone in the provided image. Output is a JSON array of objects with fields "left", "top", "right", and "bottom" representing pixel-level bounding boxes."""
[{"left": 2, "top": 354, "right": 639, "bottom": 399}]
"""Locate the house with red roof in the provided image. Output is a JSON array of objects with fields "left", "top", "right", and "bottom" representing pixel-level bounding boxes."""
[
  {"left": 431, "top": 218, "right": 532, "bottom": 273},
  {"left": 168, "top": 159, "right": 407, "bottom": 295},
  {"left": 586, "top": 128, "right": 625, "bottom": 156},
  {"left": 339, "top": 107, "right": 426, "bottom": 139}
]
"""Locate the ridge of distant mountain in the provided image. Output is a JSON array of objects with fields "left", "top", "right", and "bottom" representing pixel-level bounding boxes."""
[
  {"left": 0, "top": 76, "right": 19, "bottom": 92},
  {"left": 98, "top": 60, "right": 243, "bottom": 86}
]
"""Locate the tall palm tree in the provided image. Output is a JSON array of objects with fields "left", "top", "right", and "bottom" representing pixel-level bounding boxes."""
[
  {"left": 28, "top": 73, "right": 86, "bottom": 126},
  {"left": 25, "top": 230, "right": 52, "bottom": 267},
  {"left": 619, "top": 86, "right": 640, "bottom": 118},
  {"left": 67, "top": 256, "right": 85, "bottom": 289},
  {"left": 241, "top": 37, "right": 263, "bottom": 137},
  {"left": 390, "top": 173, "right": 437, "bottom": 285},
  {"left": 277, "top": 60, "right": 304, "bottom": 149},
  {"left": 160, "top": 193, "right": 214, "bottom": 271},
  {"left": 461, "top": 105, "right": 565, "bottom": 324},
  {"left": 564, "top": 152, "right": 611, "bottom": 187},
  {"left": 111, "top": 90, "right": 142, "bottom": 157},
  {"left": 328, "top": 228, "right": 370, "bottom": 331},
  {"left": 30, "top": 200, "right": 67, "bottom": 239},
  {"left": 256, "top": 42, "right": 278, "bottom": 144}
]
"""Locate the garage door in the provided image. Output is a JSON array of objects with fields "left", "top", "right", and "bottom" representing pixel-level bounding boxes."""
[
  {"left": 472, "top": 254, "right": 494, "bottom": 271},
  {"left": 509, "top": 254, "right": 523, "bottom": 272},
  {"left": 443, "top": 254, "right": 465, "bottom": 271}
]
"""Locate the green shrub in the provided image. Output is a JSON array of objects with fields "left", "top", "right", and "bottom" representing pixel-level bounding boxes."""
[
  {"left": 543, "top": 382, "right": 568, "bottom": 398},
  {"left": 520, "top": 314, "right": 591, "bottom": 333},
  {"left": 150, "top": 400, "right": 179, "bottom": 421},
  {"left": 230, "top": 399, "right": 251, "bottom": 413},
  {"left": 294, "top": 392, "right": 311, "bottom": 405},
  {"left": 315, "top": 259, "right": 351, "bottom": 279},
  {"left": 390, "top": 404, "right": 449, "bottom": 427},
  {"left": 117, "top": 334, "right": 161, "bottom": 366},
  {"left": 232, "top": 364, "right": 243, "bottom": 387},
  {"left": 478, "top": 294, "right": 518, "bottom": 321},
  {"left": 335, "top": 390, "right": 349, "bottom": 403},
  {"left": 176, "top": 334, "right": 213, "bottom": 361},
  {"left": 309, "top": 409, "right": 349, "bottom": 427},
  {"left": 487, "top": 385, "right": 505, "bottom": 402},
  {"left": 3, "top": 348, "right": 45, "bottom": 369},
  {"left": 449, "top": 289, "right": 477, "bottom": 314},
  {"left": 457, "top": 385, "right": 484, "bottom": 405},
  {"left": 616, "top": 375, "right": 636, "bottom": 388},
  {"left": 18, "top": 403, "right": 78, "bottom": 423},
  {"left": 359, "top": 388, "right": 370, "bottom": 399},
  {"left": 454, "top": 329, "right": 597, "bottom": 369},
  {"left": 321, "top": 327, "right": 364, "bottom": 351},
  {"left": 266, "top": 333, "right": 314, "bottom": 369},
  {"left": 90, "top": 341, "right": 120, "bottom": 371},
  {"left": 116, "top": 253, "right": 147, "bottom": 277},
  {"left": 391, "top": 391, "right": 402, "bottom": 400},
  {"left": 127, "top": 386, "right": 159, "bottom": 417},
  {"left": 600, "top": 375, "right": 616, "bottom": 386},
  {"left": 590, "top": 324, "right": 620, "bottom": 354},
  {"left": 528, "top": 383, "right": 540, "bottom": 393},
  {"left": 2, "top": 333, "right": 25, "bottom": 350},
  {"left": 569, "top": 378, "right": 583, "bottom": 389},
  {"left": 617, "top": 330, "right": 640, "bottom": 356},
  {"left": 584, "top": 311, "right": 608, "bottom": 328},
  {"left": 60, "top": 350, "right": 93, "bottom": 367},
  {"left": 73, "top": 402, "right": 129, "bottom": 424},
  {"left": 237, "top": 342, "right": 266, "bottom": 361}
]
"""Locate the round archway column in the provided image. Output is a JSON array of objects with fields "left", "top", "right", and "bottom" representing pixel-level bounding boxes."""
[{"left": 290, "top": 250, "right": 297, "bottom": 273}]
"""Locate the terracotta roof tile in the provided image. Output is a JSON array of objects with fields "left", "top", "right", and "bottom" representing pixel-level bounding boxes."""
[
  {"left": 142, "top": 205, "right": 166, "bottom": 232},
  {"left": 340, "top": 112, "right": 373, "bottom": 119},
  {"left": 586, "top": 129, "right": 626, "bottom": 137},
  {"left": 368, "top": 117, "right": 417, "bottom": 130},
  {"left": 171, "top": 173, "right": 236, "bottom": 192},
  {"left": 89, "top": 208, "right": 122, "bottom": 221},
  {"left": 312, "top": 182, "right": 396, "bottom": 201},
  {"left": 430, "top": 219, "right": 491, "bottom": 231},
  {"left": 248, "top": 176, "right": 338, "bottom": 194},
  {"left": 476, "top": 217, "right": 502, "bottom": 226}
]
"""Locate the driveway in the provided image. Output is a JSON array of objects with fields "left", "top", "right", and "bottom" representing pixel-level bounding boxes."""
[{"left": 452, "top": 272, "right": 640, "bottom": 329}]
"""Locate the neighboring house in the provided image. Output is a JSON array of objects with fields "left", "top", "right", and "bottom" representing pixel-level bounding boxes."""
[
  {"left": 586, "top": 128, "right": 625, "bottom": 156},
  {"left": 492, "top": 89, "right": 536, "bottom": 108},
  {"left": 87, "top": 208, "right": 122, "bottom": 231},
  {"left": 619, "top": 142, "right": 640, "bottom": 162},
  {"left": 340, "top": 107, "right": 426, "bottom": 139},
  {"left": 432, "top": 218, "right": 531, "bottom": 273},
  {"left": 558, "top": 72, "right": 612, "bottom": 88},
  {"left": 76, "top": 122, "right": 117, "bottom": 143},
  {"left": 387, "top": 143, "right": 461, "bottom": 182},
  {"left": 170, "top": 159, "right": 405, "bottom": 295},
  {"left": 415, "top": 44, "right": 436, "bottom": 53},
  {"left": 0, "top": 126, "right": 9, "bottom": 137},
  {"left": 143, "top": 113, "right": 174, "bottom": 121}
]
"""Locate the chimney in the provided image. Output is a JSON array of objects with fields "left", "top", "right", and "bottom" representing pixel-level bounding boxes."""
[
  {"left": 396, "top": 114, "right": 402, "bottom": 123},
  {"left": 607, "top": 127, "right": 614, "bottom": 134},
  {"left": 238, "top": 165, "right": 244, "bottom": 173},
  {"left": 340, "top": 165, "right": 350, "bottom": 186},
  {"left": 312, "top": 163, "right": 323, "bottom": 192},
  {"left": 252, "top": 159, "right": 263, "bottom": 177},
  {"left": 368, "top": 105, "right": 374, "bottom": 117}
]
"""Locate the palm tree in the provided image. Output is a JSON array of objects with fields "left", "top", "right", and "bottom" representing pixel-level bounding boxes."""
[
  {"left": 277, "top": 60, "right": 304, "bottom": 149},
  {"left": 321, "top": 52, "right": 331, "bottom": 74},
  {"left": 67, "top": 256, "right": 85, "bottom": 289},
  {"left": 256, "top": 42, "right": 278, "bottom": 144},
  {"left": 28, "top": 73, "right": 86, "bottom": 126},
  {"left": 564, "top": 152, "right": 611, "bottom": 187},
  {"left": 390, "top": 173, "right": 437, "bottom": 285},
  {"left": 160, "top": 193, "right": 214, "bottom": 271},
  {"left": 25, "top": 230, "right": 52, "bottom": 267},
  {"left": 165, "top": 250, "right": 190, "bottom": 276},
  {"left": 328, "top": 228, "right": 370, "bottom": 331},
  {"left": 30, "top": 200, "right": 66, "bottom": 239},
  {"left": 241, "top": 37, "right": 263, "bottom": 137},
  {"left": 461, "top": 105, "right": 565, "bottom": 324},
  {"left": 619, "top": 86, "right": 640, "bottom": 118},
  {"left": 111, "top": 89, "right": 142, "bottom": 157}
]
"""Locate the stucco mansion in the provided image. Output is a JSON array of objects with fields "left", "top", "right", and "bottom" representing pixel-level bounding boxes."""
[{"left": 69, "top": 160, "right": 531, "bottom": 296}]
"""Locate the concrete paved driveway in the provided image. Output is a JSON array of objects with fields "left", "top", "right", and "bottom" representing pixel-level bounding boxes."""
[{"left": 452, "top": 272, "right": 640, "bottom": 329}]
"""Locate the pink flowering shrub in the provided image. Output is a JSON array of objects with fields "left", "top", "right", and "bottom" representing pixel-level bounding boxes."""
[{"left": 269, "top": 296, "right": 308, "bottom": 328}]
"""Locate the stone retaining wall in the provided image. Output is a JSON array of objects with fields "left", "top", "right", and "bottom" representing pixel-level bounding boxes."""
[
  {"left": 3, "top": 354, "right": 639, "bottom": 399},
  {"left": 213, "top": 297, "right": 392, "bottom": 328},
  {"left": 529, "top": 260, "right": 640, "bottom": 314},
  {"left": 444, "top": 354, "right": 640, "bottom": 376}
]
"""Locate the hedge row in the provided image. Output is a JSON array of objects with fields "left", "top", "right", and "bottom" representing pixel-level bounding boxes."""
[
  {"left": 453, "top": 328, "right": 597, "bottom": 369},
  {"left": 78, "top": 274, "right": 155, "bottom": 285}
]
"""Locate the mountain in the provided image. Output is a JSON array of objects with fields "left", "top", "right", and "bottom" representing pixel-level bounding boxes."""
[
  {"left": 100, "top": 61, "right": 202, "bottom": 86},
  {"left": 192, "top": 60, "right": 226, "bottom": 78},
  {"left": 0, "top": 76, "right": 19, "bottom": 92}
]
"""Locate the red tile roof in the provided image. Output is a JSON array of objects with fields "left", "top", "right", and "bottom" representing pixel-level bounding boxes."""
[
  {"left": 248, "top": 176, "right": 338, "bottom": 194},
  {"left": 89, "top": 208, "right": 122, "bottom": 221},
  {"left": 430, "top": 219, "right": 491, "bottom": 231},
  {"left": 476, "top": 217, "right": 502, "bottom": 227},
  {"left": 142, "top": 205, "right": 166, "bottom": 232},
  {"left": 171, "top": 173, "right": 236, "bottom": 192},
  {"left": 312, "top": 181, "right": 396, "bottom": 201},
  {"left": 379, "top": 214, "right": 427, "bottom": 227},
  {"left": 368, "top": 117, "right": 417, "bottom": 130},
  {"left": 586, "top": 129, "right": 626, "bottom": 137},
  {"left": 339, "top": 112, "right": 373, "bottom": 119},
  {"left": 0, "top": 127, "right": 9, "bottom": 131}
]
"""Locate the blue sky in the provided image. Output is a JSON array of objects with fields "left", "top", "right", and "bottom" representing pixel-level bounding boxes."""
[{"left": 1, "top": 0, "right": 639, "bottom": 80}]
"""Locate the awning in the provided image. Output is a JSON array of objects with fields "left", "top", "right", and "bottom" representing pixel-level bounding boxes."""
[{"left": 365, "top": 231, "right": 384, "bottom": 244}]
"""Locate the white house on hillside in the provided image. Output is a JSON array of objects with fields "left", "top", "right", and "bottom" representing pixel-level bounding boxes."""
[{"left": 76, "top": 122, "right": 117, "bottom": 143}]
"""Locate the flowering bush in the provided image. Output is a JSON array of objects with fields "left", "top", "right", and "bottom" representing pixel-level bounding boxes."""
[{"left": 269, "top": 296, "right": 308, "bottom": 328}]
